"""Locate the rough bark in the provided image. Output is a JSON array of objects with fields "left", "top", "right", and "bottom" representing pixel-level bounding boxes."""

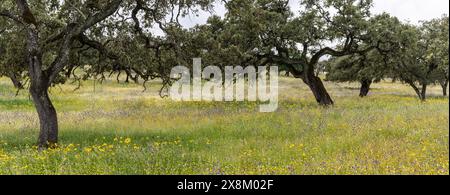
[
  {"left": 26, "top": 37, "right": 59, "bottom": 149},
  {"left": 284, "top": 61, "right": 334, "bottom": 106},
  {"left": 359, "top": 79, "right": 372, "bottom": 97},
  {"left": 19, "top": 2, "right": 59, "bottom": 149},
  {"left": 30, "top": 85, "right": 58, "bottom": 149},
  {"left": 302, "top": 73, "right": 334, "bottom": 106}
]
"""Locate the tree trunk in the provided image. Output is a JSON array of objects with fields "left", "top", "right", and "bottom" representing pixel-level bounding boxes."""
[
  {"left": 302, "top": 74, "right": 334, "bottom": 106},
  {"left": 9, "top": 72, "right": 24, "bottom": 89},
  {"left": 359, "top": 79, "right": 372, "bottom": 97},
  {"left": 30, "top": 86, "right": 58, "bottom": 149},
  {"left": 23, "top": 22, "right": 59, "bottom": 149},
  {"left": 420, "top": 84, "right": 427, "bottom": 101},
  {"left": 407, "top": 81, "right": 427, "bottom": 101},
  {"left": 440, "top": 80, "right": 448, "bottom": 96},
  {"left": 407, "top": 81, "right": 424, "bottom": 101}
]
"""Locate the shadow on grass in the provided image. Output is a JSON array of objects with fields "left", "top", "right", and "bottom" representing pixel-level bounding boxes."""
[
  {"left": 0, "top": 128, "right": 174, "bottom": 151},
  {"left": 388, "top": 93, "right": 449, "bottom": 100},
  {"left": 0, "top": 98, "right": 34, "bottom": 110},
  {"left": 342, "top": 86, "right": 382, "bottom": 91}
]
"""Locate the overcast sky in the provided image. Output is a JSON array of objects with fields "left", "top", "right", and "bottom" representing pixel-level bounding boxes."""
[
  {"left": 371, "top": 0, "right": 449, "bottom": 23},
  {"left": 176, "top": 0, "right": 449, "bottom": 29}
]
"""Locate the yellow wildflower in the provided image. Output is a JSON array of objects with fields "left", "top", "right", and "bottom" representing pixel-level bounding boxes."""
[{"left": 84, "top": 147, "right": 93, "bottom": 153}]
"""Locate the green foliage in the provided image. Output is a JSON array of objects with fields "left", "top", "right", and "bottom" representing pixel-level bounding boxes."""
[
  {"left": 0, "top": 0, "right": 216, "bottom": 92},
  {"left": 0, "top": 16, "right": 27, "bottom": 83},
  {"left": 2, "top": 0, "right": 446, "bottom": 99},
  {"left": 189, "top": 0, "right": 376, "bottom": 71},
  {"left": 325, "top": 13, "right": 402, "bottom": 85},
  {"left": 325, "top": 13, "right": 449, "bottom": 99},
  {"left": 325, "top": 50, "right": 386, "bottom": 83},
  {"left": 421, "top": 16, "right": 449, "bottom": 85}
]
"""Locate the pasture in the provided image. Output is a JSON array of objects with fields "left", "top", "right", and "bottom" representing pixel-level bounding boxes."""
[{"left": 0, "top": 77, "right": 448, "bottom": 174}]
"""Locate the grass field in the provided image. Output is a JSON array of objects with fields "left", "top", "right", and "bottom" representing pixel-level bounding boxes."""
[{"left": 0, "top": 76, "right": 448, "bottom": 175}]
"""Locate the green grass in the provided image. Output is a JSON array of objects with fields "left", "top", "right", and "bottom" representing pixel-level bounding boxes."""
[{"left": 0, "top": 77, "right": 448, "bottom": 175}]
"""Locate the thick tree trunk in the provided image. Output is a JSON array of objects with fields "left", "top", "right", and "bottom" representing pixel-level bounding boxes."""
[
  {"left": 302, "top": 74, "right": 334, "bottom": 106},
  {"left": 30, "top": 86, "right": 58, "bottom": 149},
  {"left": 23, "top": 20, "right": 59, "bottom": 149},
  {"left": 359, "top": 79, "right": 372, "bottom": 97}
]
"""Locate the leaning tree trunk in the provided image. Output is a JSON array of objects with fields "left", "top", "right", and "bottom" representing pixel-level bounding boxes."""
[
  {"left": 9, "top": 72, "right": 24, "bottom": 89},
  {"left": 359, "top": 79, "right": 372, "bottom": 97},
  {"left": 407, "top": 81, "right": 426, "bottom": 101},
  {"left": 302, "top": 73, "right": 334, "bottom": 106},
  {"left": 30, "top": 84, "right": 58, "bottom": 149}
]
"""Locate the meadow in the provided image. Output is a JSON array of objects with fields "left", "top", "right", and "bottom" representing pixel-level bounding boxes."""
[{"left": 0, "top": 76, "right": 448, "bottom": 175}]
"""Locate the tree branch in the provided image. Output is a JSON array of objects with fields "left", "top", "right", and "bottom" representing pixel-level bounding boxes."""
[
  {"left": 46, "top": 0, "right": 124, "bottom": 85},
  {"left": 78, "top": 0, "right": 123, "bottom": 33},
  {"left": 0, "top": 10, "right": 24, "bottom": 25},
  {"left": 15, "top": 0, "right": 37, "bottom": 25}
]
